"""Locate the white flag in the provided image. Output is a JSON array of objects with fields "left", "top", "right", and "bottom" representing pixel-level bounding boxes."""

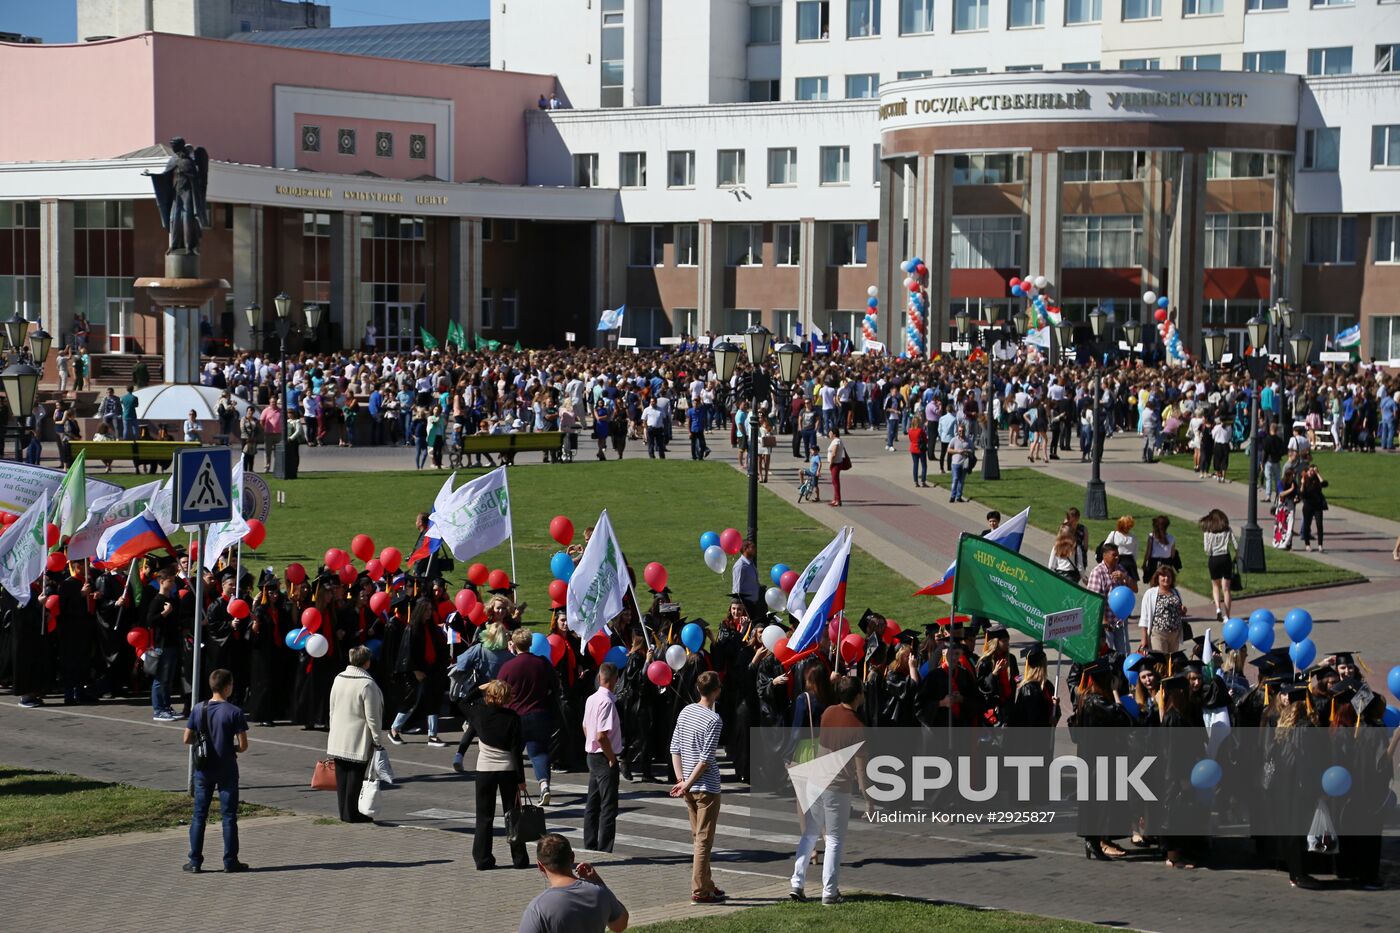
[
  {"left": 786, "top": 526, "right": 850, "bottom": 618},
  {"left": 0, "top": 491, "right": 48, "bottom": 606},
  {"left": 565, "top": 509, "right": 628, "bottom": 644},
  {"left": 67, "top": 480, "right": 164, "bottom": 561},
  {"left": 203, "top": 460, "right": 250, "bottom": 572},
  {"left": 428, "top": 467, "right": 512, "bottom": 562}
]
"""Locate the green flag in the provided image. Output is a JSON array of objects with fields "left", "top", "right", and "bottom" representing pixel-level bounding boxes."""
[
  {"left": 950, "top": 533, "right": 1104, "bottom": 664},
  {"left": 513, "top": 340, "right": 522, "bottom": 352},
  {"left": 446, "top": 320, "right": 465, "bottom": 348},
  {"left": 51, "top": 449, "right": 88, "bottom": 546},
  {"left": 473, "top": 334, "right": 487, "bottom": 351},
  {"left": 419, "top": 327, "right": 440, "bottom": 350},
  {"left": 486, "top": 339, "right": 501, "bottom": 351}
]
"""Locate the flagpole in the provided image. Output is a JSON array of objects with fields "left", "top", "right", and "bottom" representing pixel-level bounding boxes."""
[
  {"left": 503, "top": 468, "right": 517, "bottom": 587},
  {"left": 628, "top": 583, "right": 653, "bottom": 653}
]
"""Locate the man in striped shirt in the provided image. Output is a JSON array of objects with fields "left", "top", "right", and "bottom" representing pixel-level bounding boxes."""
[{"left": 668, "top": 670, "right": 725, "bottom": 904}]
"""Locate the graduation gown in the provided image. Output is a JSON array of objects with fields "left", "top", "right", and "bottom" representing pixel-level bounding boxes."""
[{"left": 244, "top": 595, "right": 291, "bottom": 723}]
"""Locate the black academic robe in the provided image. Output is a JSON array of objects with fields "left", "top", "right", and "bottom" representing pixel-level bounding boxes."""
[{"left": 244, "top": 595, "right": 291, "bottom": 723}]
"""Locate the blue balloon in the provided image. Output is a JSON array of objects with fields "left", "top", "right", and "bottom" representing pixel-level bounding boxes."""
[
  {"left": 1388, "top": 665, "right": 1400, "bottom": 700},
  {"left": 1120, "top": 694, "right": 1140, "bottom": 719},
  {"left": 530, "top": 632, "right": 550, "bottom": 658},
  {"left": 770, "top": 563, "right": 790, "bottom": 586},
  {"left": 1248, "top": 618, "right": 1275, "bottom": 652},
  {"left": 1321, "top": 765, "right": 1352, "bottom": 797},
  {"left": 699, "top": 531, "right": 720, "bottom": 553},
  {"left": 1221, "top": 617, "right": 1248, "bottom": 650},
  {"left": 1283, "top": 608, "right": 1313, "bottom": 643},
  {"left": 1191, "top": 759, "right": 1223, "bottom": 791},
  {"left": 1123, "top": 652, "right": 1143, "bottom": 686},
  {"left": 1157, "top": 296, "right": 1169, "bottom": 309},
  {"left": 1249, "top": 608, "right": 1276, "bottom": 631},
  {"left": 1289, "top": 638, "right": 1317, "bottom": 671},
  {"left": 604, "top": 646, "right": 628, "bottom": 670},
  {"left": 1011, "top": 285, "right": 1024, "bottom": 297},
  {"left": 365, "top": 638, "right": 383, "bottom": 660},
  {"left": 867, "top": 297, "right": 878, "bottom": 309},
  {"left": 1382, "top": 706, "right": 1400, "bottom": 730},
  {"left": 1108, "top": 585, "right": 1136, "bottom": 620},
  {"left": 550, "top": 551, "right": 574, "bottom": 582},
  {"left": 681, "top": 622, "right": 704, "bottom": 653},
  {"left": 284, "top": 627, "right": 306, "bottom": 649}
]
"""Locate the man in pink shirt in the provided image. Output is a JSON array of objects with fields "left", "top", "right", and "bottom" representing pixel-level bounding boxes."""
[
  {"left": 582, "top": 662, "right": 623, "bottom": 852},
  {"left": 258, "top": 400, "right": 284, "bottom": 472}
]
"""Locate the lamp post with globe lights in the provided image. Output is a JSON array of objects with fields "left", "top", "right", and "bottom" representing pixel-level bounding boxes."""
[{"left": 246, "top": 293, "right": 325, "bottom": 479}]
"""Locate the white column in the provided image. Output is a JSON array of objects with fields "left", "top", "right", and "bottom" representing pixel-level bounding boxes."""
[
  {"left": 39, "top": 199, "right": 74, "bottom": 340},
  {"left": 231, "top": 204, "right": 264, "bottom": 351},
  {"left": 451, "top": 217, "right": 483, "bottom": 339}
]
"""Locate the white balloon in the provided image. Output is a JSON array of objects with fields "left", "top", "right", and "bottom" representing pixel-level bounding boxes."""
[
  {"left": 703, "top": 545, "right": 727, "bottom": 574},
  {"left": 304, "top": 633, "right": 329, "bottom": 658},
  {"left": 902, "top": 277, "right": 914, "bottom": 288},
  {"left": 665, "top": 643, "right": 688, "bottom": 671},
  {"left": 1033, "top": 275, "right": 1049, "bottom": 290},
  {"left": 866, "top": 285, "right": 879, "bottom": 298},
  {"left": 761, "top": 624, "right": 785, "bottom": 652},
  {"left": 1142, "top": 290, "right": 1157, "bottom": 305},
  {"left": 765, "top": 587, "right": 786, "bottom": 612},
  {"left": 899, "top": 260, "right": 912, "bottom": 273}
]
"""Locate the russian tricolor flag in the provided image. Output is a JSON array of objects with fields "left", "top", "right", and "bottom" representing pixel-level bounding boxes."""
[
  {"left": 406, "top": 527, "right": 442, "bottom": 566},
  {"left": 96, "top": 508, "right": 175, "bottom": 568},
  {"left": 915, "top": 507, "right": 1030, "bottom": 597},
  {"left": 788, "top": 528, "right": 851, "bottom": 654}
]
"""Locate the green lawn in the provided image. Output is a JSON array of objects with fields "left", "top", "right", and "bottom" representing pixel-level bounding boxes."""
[
  {"left": 107, "top": 461, "right": 935, "bottom": 627},
  {"left": 638, "top": 895, "right": 1100, "bottom": 932},
  {"left": 1161, "top": 450, "right": 1400, "bottom": 524},
  {"left": 0, "top": 766, "right": 270, "bottom": 850},
  {"left": 960, "top": 468, "right": 1363, "bottom": 597}
]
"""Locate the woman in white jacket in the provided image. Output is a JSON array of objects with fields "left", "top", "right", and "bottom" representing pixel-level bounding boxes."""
[{"left": 326, "top": 646, "right": 385, "bottom": 823}]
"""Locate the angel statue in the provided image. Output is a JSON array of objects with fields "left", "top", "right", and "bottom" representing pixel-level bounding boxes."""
[{"left": 144, "top": 137, "right": 210, "bottom": 255}]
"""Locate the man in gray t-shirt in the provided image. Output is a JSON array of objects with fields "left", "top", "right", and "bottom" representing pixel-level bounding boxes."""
[{"left": 519, "top": 834, "right": 628, "bottom": 933}]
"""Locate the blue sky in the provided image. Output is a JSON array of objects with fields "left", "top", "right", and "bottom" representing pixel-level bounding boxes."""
[{"left": 1, "top": 1, "right": 489, "bottom": 43}]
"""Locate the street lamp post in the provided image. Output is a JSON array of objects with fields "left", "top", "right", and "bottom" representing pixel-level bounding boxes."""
[
  {"left": 247, "top": 294, "right": 323, "bottom": 479},
  {"left": 0, "top": 314, "right": 45, "bottom": 462},
  {"left": 1236, "top": 315, "right": 1270, "bottom": 574},
  {"left": 1084, "top": 307, "right": 1110, "bottom": 520},
  {"left": 712, "top": 326, "right": 776, "bottom": 562}
]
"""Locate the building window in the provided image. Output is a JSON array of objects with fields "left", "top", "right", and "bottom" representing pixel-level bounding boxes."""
[
  {"left": 1121, "top": 0, "right": 1161, "bottom": 19},
  {"left": 1308, "top": 47, "right": 1352, "bottom": 75},
  {"left": 898, "top": 69, "right": 933, "bottom": 78},
  {"left": 1063, "top": 61, "right": 1100, "bottom": 70},
  {"left": 69, "top": 201, "right": 133, "bottom": 333},
  {"left": 717, "top": 149, "right": 746, "bottom": 187},
  {"left": 1206, "top": 152, "right": 1276, "bottom": 178},
  {"left": 601, "top": 0, "right": 626, "bottom": 108},
  {"left": 301, "top": 125, "right": 321, "bottom": 152},
  {"left": 1184, "top": 0, "right": 1223, "bottom": 13},
  {"left": 376, "top": 131, "right": 393, "bottom": 158},
  {"left": 848, "top": 0, "right": 880, "bottom": 37},
  {"left": 667, "top": 150, "right": 694, "bottom": 188},
  {"left": 1180, "top": 54, "right": 1221, "bottom": 70},
  {"left": 900, "top": 0, "right": 935, "bottom": 33},
  {"left": 621, "top": 307, "right": 671, "bottom": 347},
  {"left": 1305, "top": 216, "right": 1357, "bottom": 264},
  {"left": 1373, "top": 125, "right": 1400, "bottom": 167},
  {"left": 727, "top": 224, "right": 764, "bottom": 266},
  {"left": 1243, "top": 51, "right": 1285, "bottom": 72},
  {"left": 873, "top": 143, "right": 883, "bottom": 185},
  {"left": 728, "top": 309, "right": 763, "bottom": 333},
  {"left": 951, "top": 216, "right": 1021, "bottom": 268},
  {"left": 954, "top": 0, "right": 989, "bottom": 30},
  {"left": 796, "top": 76, "right": 829, "bottom": 100},
  {"left": 409, "top": 134, "right": 427, "bottom": 160},
  {"left": 499, "top": 289, "right": 518, "bottom": 330},
  {"left": 674, "top": 308, "right": 698, "bottom": 338},
  {"left": 768, "top": 147, "right": 799, "bottom": 185},
  {"left": 845, "top": 73, "right": 879, "bottom": 98},
  {"left": 1378, "top": 44, "right": 1400, "bottom": 73},
  {"left": 620, "top": 152, "right": 648, "bottom": 188},
  {"left": 774, "top": 310, "right": 800, "bottom": 341},
  {"left": 337, "top": 128, "right": 356, "bottom": 155},
  {"left": 1303, "top": 128, "right": 1340, "bottom": 171},
  {"left": 629, "top": 225, "right": 663, "bottom": 266},
  {"left": 499, "top": 219, "right": 518, "bottom": 242},
  {"left": 950, "top": 67, "right": 988, "bottom": 74},
  {"left": 775, "top": 223, "right": 802, "bottom": 265},
  {"left": 1246, "top": 0, "right": 1287, "bottom": 9},
  {"left": 675, "top": 224, "right": 698, "bottom": 265},
  {"left": 1064, "top": 0, "right": 1101, "bottom": 22},
  {"left": 360, "top": 214, "right": 428, "bottom": 352},
  {"left": 481, "top": 218, "right": 493, "bottom": 241},
  {"left": 1008, "top": 0, "right": 1045, "bottom": 27},
  {"left": 749, "top": 2, "right": 782, "bottom": 43},
  {"left": 820, "top": 146, "right": 851, "bottom": 185},
  {"left": 1062, "top": 150, "right": 1145, "bottom": 182},
  {"left": 1062, "top": 215, "right": 1143, "bottom": 268},
  {"left": 1006, "top": 64, "right": 1043, "bottom": 72},
  {"left": 1373, "top": 316, "right": 1400, "bottom": 360},
  {"left": 828, "top": 223, "right": 869, "bottom": 266},
  {"left": 1120, "top": 57, "right": 1160, "bottom": 70},
  {"left": 1205, "top": 213, "right": 1273, "bottom": 268},
  {"left": 574, "top": 153, "right": 599, "bottom": 187},
  {"left": 952, "top": 152, "right": 1026, "bottom": 184},
  {"left": 749, "top": 79, "right": 781, "bottom": 102},
  {"left": 797, "top": 1, "right": 830, "bottom": 40},
  {"left": 1311, "top": 0, "right": 1352, "bottom": 6},
  {"left": 481, "top": 287, "right": 494, "bottom": 329},
  {"left": 1375, "top": 215, "right": 1400, "bottom": 263}
]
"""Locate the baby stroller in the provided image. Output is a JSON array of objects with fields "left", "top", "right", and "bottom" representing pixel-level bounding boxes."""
[{"left": 797, "top": 453, "right": 822, "bottom": 503}]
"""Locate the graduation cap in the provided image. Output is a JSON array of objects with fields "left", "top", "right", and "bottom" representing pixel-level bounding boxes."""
[
  {"left": 857, "top": 609, "right": 886, "bottom": 636},
  {"left": 1125, "top": 651, "right": 1165, "bottom": 674},
  {"left": 1330, "top": 651, "right": 1368, "bottom": 673},
  {"left": 895, "top": 628, "right": 920, "bottom": 647},
  {"left": 1019, "top": 642, "right": 1047, "bottom": 664},
  {"left": 1160, "top": 673, "right": 1191, "bottom": 691},
  {"left": 1166, "top": 651, "right": 1190, "bottom": 675},
  {"left": 1248, "top": 647, "right": 1293, "bottom": 678},
  {"left": 258, "top": 568, "right": 279, "bottom": 589},
  {"left": 1328, "top": 680, "right": 1358, "bottom": 706},
  {"left": 1303, "top": 661, "right": 1336, "bottom": 680},
  {"left": 1347, "top": 681, "right": 1380, "bottom": 718},
  {"left": 1280, "top": 684, "right": 1310, "bottom": 703},
  {"left": 1077, "top": 658, "right": 1116, "bottom": 688},
  {"left": 923, "top": 623, "right": 948, "bottom": 640},
  {"left": 985, "top": 624, "right": 1010, "bottom": 639},
  {"left": 488, "top": 578, "right": 517, "bottom": 596}
]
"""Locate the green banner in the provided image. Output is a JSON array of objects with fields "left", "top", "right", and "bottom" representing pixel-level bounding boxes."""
[
  {"left": 419, "top": 327, "right": 440, "bottom": 350},
  {"left": 950, "top": 533, "right": 1104, "bottom": 664}
]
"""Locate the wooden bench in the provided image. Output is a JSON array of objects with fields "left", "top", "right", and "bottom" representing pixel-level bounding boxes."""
[
  {"left": 452, "top": 431, "right": 566, "bottom": 467},
  {"left": 68, "top": 440, "right": 200, "bottom": 471}
]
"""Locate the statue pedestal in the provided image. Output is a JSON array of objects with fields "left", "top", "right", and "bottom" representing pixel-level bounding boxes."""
[
  {"left": 133, "top": 274, "right": 230, "bottom": 384},
  {"left": 165, "top": 252, "right": 201, "bottom": 279}
]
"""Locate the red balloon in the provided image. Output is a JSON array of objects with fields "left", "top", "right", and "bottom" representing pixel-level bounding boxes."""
[
  {"left": 437, "top": 601, "right": 453, "bottom": 623},
  {"left": 547, "top": 633, "right": 567, "bottom": 665},
  {"left": 0, "top": 512, "right": 15, "bottom": 526},
  {"left": 643, "top": 561, "right": 668, "bottom": 592},
  {"left": 1008, "top": 276, "right": 1021, "bottom": 287},
  {"left": 880, "top": 620, "right": 901, "bottom": 645},
  {"left": 301, "top": 607, "right": 322, "bottom": 634},
  {"left": 773, "top": 636, "right": 794, "bottom": 665},
  {"left": 467, "top": 563, "right": 490, "bottom": 586},
  {"left": 228, "top": 598, "right": 250, "bottom": 620},
  {"left": 337, "top": 563, "right": 358, "bottom": 585},
  {"left": 46, "top": 552, "right": 67, "bottom": 573},
  {"left": 915, "top": 262, "right": 928, "bottom": 276},
  {"left": 778, "top": 570, "right": 799, "bottom": 594},
  {"left": 454, "top": 588, "right": 478, "bottom": 617},
  {"left": 126, "top": 627, "right": 150, "bottom": 652},
  {"left": 1154, "top": 309, "right": 1168, "bottom": 322},
  {"left": 840, "top": 633, "right": 865, "bottom": 664},
  {"left": 324, "top": 548, "right": 347, "bottom": 572},
  {"left": 189, "top": 540, "right": 199, "bottom": 561},
  {"left": 369, "top": 591, "right": 390, "bottom": 615},
  {"left": 549, "top": 515, "right": 574, "bottom": 547},
  {"left": 646, "top": 660, "right": 673, "bottom": 687},
  {"left": 548, "top": 578, "right": 568, "bottom": 608},
  {"left": 827, "top": 615, "right": 850, "bottom": 645},
  {"left": 467, "top": 603, "right": 487, "bottom": 625},
  {"left": 45, "top": 523, "right": 59, "bottom": 548},
  {"left": 45, "top": 594, "right": 61, "bottom": 614},
  {"left": 242, "top": 519, "right": 266, "bottom": 550},
  {"left": 907, "top": 280, "right": 920, "bottom": 292},
  {"left": 286, "top": 562, "right": 307, "bottom": 585},
  {"left": 365, "top": 559, "right": 384, "bottom": 582},
  {"left": 351, "top": 534, "right": 375, "bottom": 562},
  {"left": 719, "top": 528, "right": 743, "bottom": 556},
  {"left": 587, "top": 631, "right": 611, "bottom": 665},
  {"left": 487, "top": 569, "right": 511, "bottom": 591},
  {"left": 379, "top": 547, "right": 402, "bottom": 574}
]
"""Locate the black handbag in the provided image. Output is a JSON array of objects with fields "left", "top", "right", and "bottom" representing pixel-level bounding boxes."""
[
  {"left": 507, "top": 787, "right": 547, "bottom": 845},
  {"left": 194, "top": 702, "right": 211, "bottom": 771}
]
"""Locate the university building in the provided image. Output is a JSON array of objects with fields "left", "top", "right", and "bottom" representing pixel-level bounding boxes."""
[{"left": 1, "top": 0, "right": 1399, "bottom": 368}]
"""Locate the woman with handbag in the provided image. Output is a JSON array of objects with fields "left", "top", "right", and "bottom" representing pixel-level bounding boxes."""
[
  {"left": 1198, "top": 509, "right": 1238, "bottom": 621},
  {"left": 326, "top": 645, "right": 385, "bottom": 823},
  {"left": 827, "top": 427, "right": 849, "bottom": 507},
  {"left": 463, "top": 679, "right": 532, "bottom": 870},
  {"left": 1140, "top": 515, "right": 1179, "bottom": 583}
]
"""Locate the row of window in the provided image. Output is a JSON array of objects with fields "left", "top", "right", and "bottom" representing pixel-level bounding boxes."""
[
  {"left": 780, "top": 0, "right": 1395, "bottom": 42},
  {"left": 576, "top": 146, "right": 882, "bottom": 189},
  {"left": 626, "top": 222, "right": 866, "bottom": 267},
  {"left": 1303, "top": 125, "right": 1400, "bottom": 170},
  {"left": 300, "top": 126, "right": 428, "bottom": 160},
  {"left": 1304, "top": 214, "right": 1400, "bottom": 263}
]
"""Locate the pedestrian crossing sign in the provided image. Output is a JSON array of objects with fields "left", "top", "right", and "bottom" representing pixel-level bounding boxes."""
[{"left": 173, "top": 447, "right": 234, "bottom": 526}]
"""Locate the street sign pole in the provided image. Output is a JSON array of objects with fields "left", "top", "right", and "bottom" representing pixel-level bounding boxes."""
[{"left": 187, "top": 522, "right": 207, "bottom": 795}]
